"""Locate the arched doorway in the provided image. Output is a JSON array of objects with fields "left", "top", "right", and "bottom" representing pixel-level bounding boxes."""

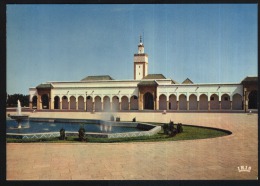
[
  {"left": 86, "top": 96, "right": 93, "bottom": 112},
  {"left": 179, "top": 94, "right": 187, "bottom": 110},
  {"left": 199, "top": 94, "right": 208, "bottom": 110},
  {"left": 112, "top": 96, "right": 120, "bottom": 111},
  {"left": 169, "top": 94, "right": 177, "bottom": 110},
  {"left": 121, "top": 96, "right": 129, "bottom": 110},
  {"left": 94, "top": 96, "right": 102, "bottom": 111},
  {"left": 248, "top": 90, "right": 257, "bottom": 109},
  {"left": 159, "top": 94, "right": 167, "bottom": 110},
  {"left": 189, "top": 94, "right": 197, "bottom": 110},
  {"left": 54, "top": 96, "right": 60, "bottom": 109},
  {"left": 232, "top": 94, "right": 242, "bottom": 110},
  {"left": 221, "top": 94, "right": 231, "bottom": 109},
  {"left": 130, "top": 95, "right": 138, "bottom": 110},
  {"left": 210, "top": 94, "right": 219, "bottom": 110},
  {"left": 144, "top": 92, "right": 154, "bottom": 110},
  {"left": 70, "top": 96, "right": 76, "bottom": 110},
  {"left": 103, "top": 96, "right": 110, "bottom": 111},
  {"left": 32, "top": 96, "right": 37, "bottom": 109},
  {"left": 41, "top": 94, "right": 49, "bottom": 109},
  {"left": 78, "top": 96, "right": 84, "bottom": 110},
  {"left": 62, "top": 96, "right": 68, "bottom": 109}
]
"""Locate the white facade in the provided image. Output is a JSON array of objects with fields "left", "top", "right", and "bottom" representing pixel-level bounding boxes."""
[{"left": 29, "top": 79, "right": 244, "bottom": 111}]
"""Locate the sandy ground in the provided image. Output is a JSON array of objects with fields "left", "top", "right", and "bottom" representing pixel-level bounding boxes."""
[{"left": 6, "top": 111, "right": 258, "bottom": 180}]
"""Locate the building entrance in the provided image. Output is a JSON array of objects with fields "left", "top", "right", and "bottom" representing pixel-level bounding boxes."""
[
  {"left": 54, "top": 96, "right": 60, "bottom": 109},
  {"left": 248, "top": 90, "right": 257, "bottom": 109},
  {"left": 41, "top": 94, "right": 49, "bottom": 109},
  {"left": 144, "top": 92, "right": 154, "bottom": 110}
]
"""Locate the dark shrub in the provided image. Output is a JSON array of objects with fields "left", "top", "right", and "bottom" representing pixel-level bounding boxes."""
[
  {"left": 162, "top": 123, "right": 169, "bottom": 135},
  {"left": 116, "top": 117, "right": 120, "bottom": 122},
  {"left": 78, "top": 127, "right": 86, "bottom": 141},
  {"left": 59, "top": 128, "right": 66, "bottom": 140},
  {"left": 169, "top": 128, "right": 177, "bottom": 137},
  {"left": 132, "top": 117, "right": 136, "bottom": 122},
  {"left": 169, "top": 121, "right": 174, "bottom": 131},
  {"left": 177, "top": 123, "right": 183, "bottom": 133}
]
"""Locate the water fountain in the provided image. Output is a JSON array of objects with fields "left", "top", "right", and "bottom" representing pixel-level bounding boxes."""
[
  {"left": 98, "top": 107, "right": 115, "bottom": 133},
  {"left": 9, "top": 100, "right": 29, "bottom": 128},
  {"left": 100, "top": 120, "right": 112, "bottom": 133},
  {"left": 6, "top": 101, "right": 162, "bottom": 139}
]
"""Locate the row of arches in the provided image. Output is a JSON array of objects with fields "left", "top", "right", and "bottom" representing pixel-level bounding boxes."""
[
  {"left": 54, "top": 95, "right": 138, "bottom": 111},
  {"left": 157, "top": 93, "right": 243, "bottom": 110},
  {"left": 31, "top": 91, "right": 257, "bottom": 111},
  {"left": 32, "top": 95, "right": 139, "bottom": 111}
]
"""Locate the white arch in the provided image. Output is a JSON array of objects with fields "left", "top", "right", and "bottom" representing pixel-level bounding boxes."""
[
  {"left": 169, "top": 94, "right": 177, "bottom": 110},
  {"left": 30, "top": 94, "right": 37, "bottom": 102},
  {"left": 220, "top": 93, "right": 231, "bottom": 100},
  {"left": 232, "top": 93, "right": 243, "bottom": 110},
  {"left": 103, "top": 96, "right": 111, "bottom": 111},
  {"left": 179, "top": 94, "right": 187, "bottom": 110},
  {"left": 130, "top": 95, "right": 138, "bottom": 110},
  {"left": 78, "top": 96, "right": 84, "bottom": 110},
  {"left": 210, "top": 94, "right": 219, "bottom": 110},
  {"left": 70, "top": 96, "right": 76, "bottom": 110},
  {"left": 86, "top": 96, "right": 93, "bottom": 112},
  {"left": 159, "top": 94, "right": 167, "bottom": 110},
  {"left": 53, "top": 96, "right": 60, "bottom": 109},
  {"left": 94, "top": 96, "right": 102, "bottom": 111},
  {"left": 32, "top": 95, "right": 38, "bottom": 106},
  {"left": 199, "top": 94, "right": 208, "bottom": 110},
  {"left": 112, "top": 96, "right": 120, "bottom": 111},
  {"left": 189, "top": 94, "right": 197, "bottom": 110},
  {"left": 121, "top": 96, "right": 129, "bottom": 110},
  {"left": 221, "top": 94, "right": 231, "bottom": 110},
  {"left": 62, "top": 96, "right": 69, "bottom": 109}
]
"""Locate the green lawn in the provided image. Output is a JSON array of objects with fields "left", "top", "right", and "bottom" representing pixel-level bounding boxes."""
[{"left": 6, "top": 124, "right": 231, "bottom": 143}]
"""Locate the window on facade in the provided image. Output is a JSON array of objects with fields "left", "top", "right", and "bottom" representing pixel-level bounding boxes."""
[
  {"left": 224, "top": 97, "right": 229, "bottom": 101},
  {"left": 210, "top": 97, "right": 214, "bottom": 101},
  {"left": 87, "top": 96, "right": 91, "bottom": 100},
  {"left": 134, "top": 96, "right": 138, "bottom": 99}
]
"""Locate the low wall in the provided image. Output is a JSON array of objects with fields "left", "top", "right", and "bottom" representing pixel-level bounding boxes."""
[{"left": 7, "top": 132, "right": 60, "bottom": 139}]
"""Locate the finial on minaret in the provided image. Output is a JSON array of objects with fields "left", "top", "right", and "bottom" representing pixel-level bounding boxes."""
[
  {"left": 137, "top": 34, "right": 144, "bottom": 53},
  {"left": 134, "top": 34, "right": 148, "bottom": 80}
]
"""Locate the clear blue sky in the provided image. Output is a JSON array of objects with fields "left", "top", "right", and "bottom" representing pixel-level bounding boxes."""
[{"left": 7, "top": 4, "right": 257, "bottom": 95}]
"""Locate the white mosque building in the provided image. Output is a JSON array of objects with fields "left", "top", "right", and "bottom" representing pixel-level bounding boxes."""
[{"left": 29, "top": 37, "right": 258, "bottom": 112}]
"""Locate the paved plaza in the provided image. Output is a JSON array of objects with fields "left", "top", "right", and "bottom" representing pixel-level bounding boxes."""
[{"left": 6, "top": 111, "right": 258, "bottom": 180}]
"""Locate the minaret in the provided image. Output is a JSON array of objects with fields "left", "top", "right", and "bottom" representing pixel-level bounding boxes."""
[{"left": 134, "top": 35, "right": 148, "bottom": 80}]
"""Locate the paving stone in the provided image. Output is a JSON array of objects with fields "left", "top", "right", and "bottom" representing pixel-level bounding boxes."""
[{"left": 6, "top": 112, "right": 258, "bottom": 180}]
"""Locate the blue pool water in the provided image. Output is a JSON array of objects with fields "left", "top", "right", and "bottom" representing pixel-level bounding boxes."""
[{"left": 6, "top": 119, "right": 141, "bottom": 134}]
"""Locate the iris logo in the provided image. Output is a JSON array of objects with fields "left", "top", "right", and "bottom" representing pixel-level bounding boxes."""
[{"left": 237, "top": 166, "right": 251, "bottom": 173}]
